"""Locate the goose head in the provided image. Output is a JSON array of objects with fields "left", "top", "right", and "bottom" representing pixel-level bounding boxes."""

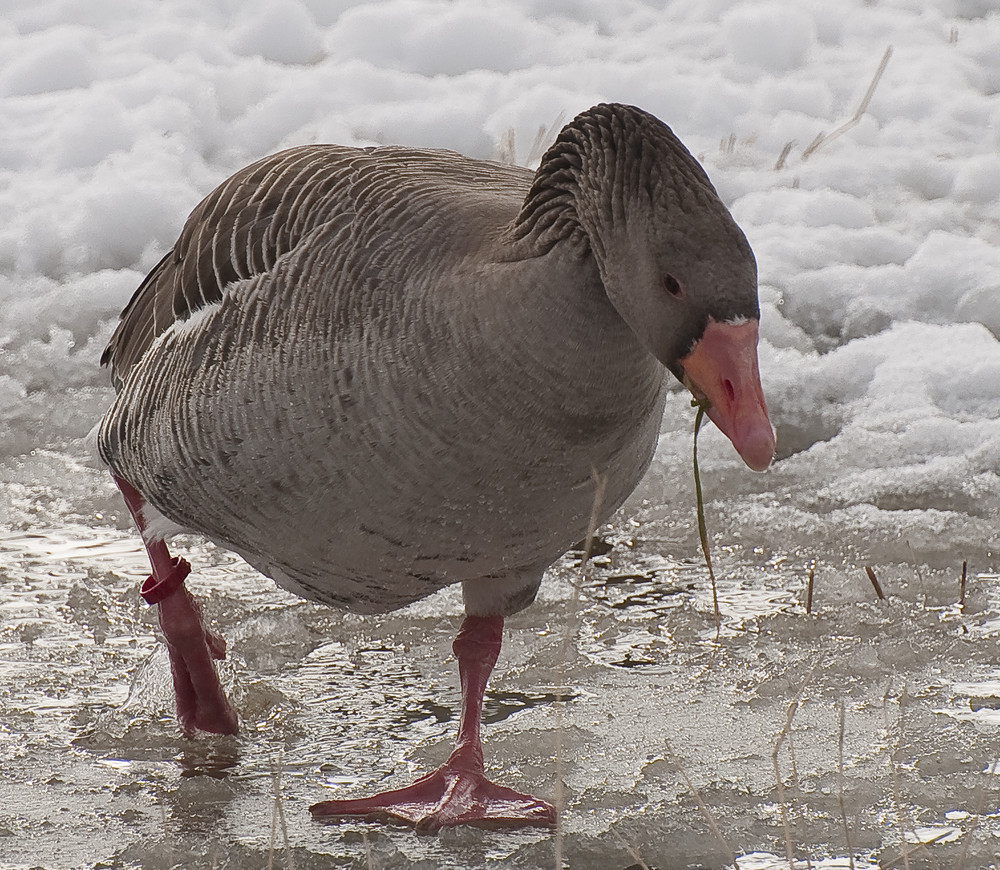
[{"left": 519, "top": 103, "right": 776, "bottom": 471}]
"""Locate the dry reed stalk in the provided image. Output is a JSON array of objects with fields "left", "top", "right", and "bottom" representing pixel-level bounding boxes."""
[
  {"left": 773, "top": 698, "right": 801, "bottom": 870},
  {"left": 836, "top": 701, "right": 856, "bottom": 870},
  {"left": 864, "top": 566, "right": 885, "bottom": 601},
  {"left": 554, "top": 469, "right": 607, "bottom": 870},
  {"left": 952, "top": 758, "right": 999, "bottom": 870},
  {"left": 268, "top": 788, "right": 277, "bottom": 870},
  {"left": 806, "top": 561, "right": 816, "bottom": 614},
  {"left": 882, "top": 688, "right": 912, "bottom": 870},
  {"left": 665, "top": 737, "right": 737, "bottom": 868},
  {"left": 527, "top": 113, "right": 566, "bottom": 166},
  {"left": 611, "top": 828, "right": 653, "bottom": 870},
  {"left": 494, "top": 128, "right": 517, "bottom": 165},
  {"left": 775, "top": 141, "right": 795, "bottom": 170},
  {"left": 267, "top": 758, "right": 296, "bottom": 870},
  {"left": 802, "top": 46, "right": 893, "bottom": 160},
  {"left": 772, "top": 661, "right": 822, "bottom": 869},
  {"left": 693, "top": 404, "right": 721, "bottom": 629},
  {"left": 363, "top": 829, "right": 376, "bottom": 870},
  {"left": 905, "top": 542, "right": 927, "bottom": 608},
  {"left": 785, "top": 729, "right": 812, "bottom": 870}
]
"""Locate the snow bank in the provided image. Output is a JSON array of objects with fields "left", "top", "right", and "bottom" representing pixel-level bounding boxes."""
[{"left": 0, "top": 0, "right": 997, "bottom": 566}]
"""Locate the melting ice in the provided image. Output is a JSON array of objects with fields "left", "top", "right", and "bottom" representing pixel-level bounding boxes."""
[{"left": 1, "top": 0, "right": 999, "bottom": 868}]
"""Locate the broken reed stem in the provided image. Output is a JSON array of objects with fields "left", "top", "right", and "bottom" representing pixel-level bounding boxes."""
[
  {"left": 494, "top": 128, "right": 517, "bottom": 165},
  {"left": 277, "top": 767, "right": 295, "bottom": 870},
  {"left": 693, "top": 404, "right": 722, "bottom": 628},
  {"left": 774, "top": 140, "right": 795, "bottom": 170},
  {"left": 268, "top": 776, "right": 278, "bottom": 870},
  {"left": 786, "top": 730, "right": 813, "bottom": 870},
  {"left": 864, "top": 565, "right": 886, "bottom": 601},
  {"left": 773, "top": 699, "right": 801, "bottom": 869},
  {"left": 527, "top": 112, "right": 566, "bottom": 166},
  {"left": 802, "top": 45, "right": 893, "bottom": 160},
  {"left": 267, "top": 758, "right": 296, "bottom": 870},
  {"left": 953, "top": 758, "right": 999, "bottom": 870},
  {"left": 906, "top": 541, "right": 927, "bottom": 608},
  {"left": 882, "top": 688, "right": 912, "bottom": 870},
  {"left": 772, "top": 661, "right": 822, "bottom": 870},
  {"left": 960, "top": 560, "right": 968, "bottom": 608},
  {"left": 611, "top": 829, "right": 653, "bottom": 870},
  {"left": 555, "top": 469, "right": 607, "bottom": 870},
  {"left": 805, "top": 560, "right": 816, "bottom": 614},
  {"left": 666, "top": 738, "right": 737, "bottom": 869},
  {"left": 837, "top": 701, "right": 856, "bottom": 870}
]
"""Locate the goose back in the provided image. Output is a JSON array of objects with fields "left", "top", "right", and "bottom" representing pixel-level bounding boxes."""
[
  {"left": 102, "top": 146, "right": 536, "bottom": 388},
  {"left": 99, "top": 139, "right": 668, "bottom": 615}
]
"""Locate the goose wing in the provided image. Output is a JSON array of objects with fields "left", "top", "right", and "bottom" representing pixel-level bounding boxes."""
[{"left": 101, "top": 145, "right": 363, "bottom": 387}]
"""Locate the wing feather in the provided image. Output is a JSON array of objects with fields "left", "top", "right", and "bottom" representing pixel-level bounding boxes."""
[
  {"left": 101, "top": 145, "right": 361, "bottom": 387},
  {"left": 101, "top": 144, "right": 533, "bottom": 388}
]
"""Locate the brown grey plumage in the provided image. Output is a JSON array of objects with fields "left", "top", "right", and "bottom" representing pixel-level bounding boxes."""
[{"left": 99, "top": 103, "right": 763, "bottom": 617}]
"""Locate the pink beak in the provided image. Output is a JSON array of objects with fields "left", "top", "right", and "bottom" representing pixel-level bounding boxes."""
[{"left": 678, "top": 319, "right": 776, "bottom": 472}]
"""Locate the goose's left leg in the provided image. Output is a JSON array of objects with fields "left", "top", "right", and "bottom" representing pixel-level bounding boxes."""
[
  {"left": 112, "top": 474, "right": 238, "bottom": 735},
  {"left": 310, "top": 614, "right": 555, "bottom": 830}
]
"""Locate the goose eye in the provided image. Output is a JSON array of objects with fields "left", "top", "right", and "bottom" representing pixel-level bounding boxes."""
[{"left": 663, "top": 274, "right": 683, "bottom": 297}]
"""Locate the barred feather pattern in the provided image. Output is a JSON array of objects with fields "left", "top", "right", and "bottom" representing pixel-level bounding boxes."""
[{"left": 99, "top": 103, "right": 754, "bottom": 616}]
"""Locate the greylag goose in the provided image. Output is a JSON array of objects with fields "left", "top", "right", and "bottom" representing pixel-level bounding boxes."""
[{"left": 98, "top": 103, "right": 775, "bottom": 829}]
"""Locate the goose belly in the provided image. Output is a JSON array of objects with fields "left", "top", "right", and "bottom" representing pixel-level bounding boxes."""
[
  {"left": 242, "top": 401, "right": 665, "bottom": 612},
  {"left": 100, "top": 337, "right": 666, "bottom": 613}
]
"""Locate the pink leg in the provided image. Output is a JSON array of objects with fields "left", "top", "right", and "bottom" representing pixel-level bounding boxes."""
[
  {"left": 112, "top": 474, "right": 238, "bottom": 736},
  {"left": 310, "top": 615, "right": 555, "bottom": 830}
]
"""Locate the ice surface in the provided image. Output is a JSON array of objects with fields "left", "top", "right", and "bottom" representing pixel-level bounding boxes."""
[{"left": 1, "top": 0, "right": 999, "bottom": 868}]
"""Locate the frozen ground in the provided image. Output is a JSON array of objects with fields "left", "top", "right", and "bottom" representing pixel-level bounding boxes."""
[{"left": 1, "top": 0, "right": 999, "bottom": 868}]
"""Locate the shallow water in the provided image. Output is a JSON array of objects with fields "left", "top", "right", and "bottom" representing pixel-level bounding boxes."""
[{"left": 3, "top": 446, "right": 1000, "bottom": 870}]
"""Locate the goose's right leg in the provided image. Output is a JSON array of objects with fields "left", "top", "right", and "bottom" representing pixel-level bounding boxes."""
[{"left": 112, "top": 474, "right": 238, "bottom": 735}]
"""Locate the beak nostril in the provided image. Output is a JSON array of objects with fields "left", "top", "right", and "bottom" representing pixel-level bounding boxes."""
[{"left": 723, "top": 378, "right": 736, "bottom": 404}]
